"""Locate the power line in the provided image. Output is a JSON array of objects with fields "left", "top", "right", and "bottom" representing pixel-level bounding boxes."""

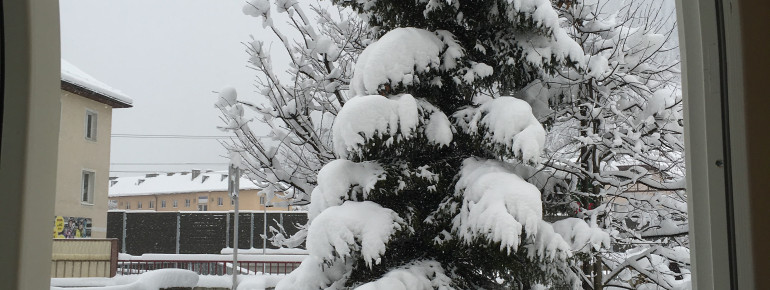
[
  {"left": 109, "top": 170, "right": 182, "bottom": 173},
  {"left": 111, "top": 134, "right": 233, "bottom": 139},
  {"left": 111, "top": 162, "right": 229, "bottom": 165}
]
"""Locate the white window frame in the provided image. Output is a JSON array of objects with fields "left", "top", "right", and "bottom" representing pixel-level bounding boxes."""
[
  {"left": 161, "top": 200, "right": 166, "bottom": 208},
  {"left": 217, "top": 197, "right": 223, "bottom": 206},
  {"left": 148, "top": 200, "right": 154, "bottom": 209},
  {"left": 185, "top": 199, "right": 190, "bottom": 207},
  {"left": 84, "top": 109, "right": 97, "bottom": 141},
  {"left": 259, "top": 196, "right": 265, "bottom": 205},
  {"left": 677, "top": 1, "right": 755, "bottom": 288},
  {"left": 80, "top": 170, "right": 95, "bottom": 205},
  {"left": 137, "top": 201, "right": 142, "bottom": 209},
  {"left": 173, "top": 200, "right": 178, "bottom": 208}
]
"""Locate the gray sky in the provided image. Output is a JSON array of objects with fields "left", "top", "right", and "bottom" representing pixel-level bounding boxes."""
[
  {"left": 61, "top": 0, "right": 285, "bottom": 176},
  {"left": 61, "top": 0, "right": 677, "bottom": 177}
]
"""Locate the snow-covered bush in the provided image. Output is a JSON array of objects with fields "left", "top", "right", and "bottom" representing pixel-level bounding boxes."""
[
  {"left": 217, "top": 1, "right": 374, "bottom": 206},
  {"left": 527, "top": 0, "right": 688, "bottom": 288}
]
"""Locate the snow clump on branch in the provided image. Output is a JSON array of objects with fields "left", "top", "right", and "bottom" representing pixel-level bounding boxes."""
[
  {"left": 332, "top": 94, "right": 454, "bottom": 158},
  {"left": 307, "top": 201, "right": 404, "bottom": 268},
  {"left": 452, "top": 158, "right": 547, "bottom": 253},
  {"left": 355, "top": 260, "right": 453, "bottom": 290},
  {"left": 309, "top": 159, "right": 385, "bottom": 220},
  {"left": 454, "top": 97, "right": 546, "bottom": 165},
  {"left": 350, "top": 27, "right": 464, "bottom": 96}
]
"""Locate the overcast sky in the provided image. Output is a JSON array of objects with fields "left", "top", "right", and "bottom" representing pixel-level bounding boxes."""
[
  {"left": 60, "top": 0, "right": 289, "bottom": 176},
  {"left": 61, "top": 0, "right": 676, "bottom": 177}
]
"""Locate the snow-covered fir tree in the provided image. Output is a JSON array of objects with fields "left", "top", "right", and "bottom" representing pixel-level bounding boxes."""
[
  {"left": 218, "top": 0, "right": 689, "bottom": 288},
  {"left": 261, "top": 0, "right": 611, "bottom": 288}
]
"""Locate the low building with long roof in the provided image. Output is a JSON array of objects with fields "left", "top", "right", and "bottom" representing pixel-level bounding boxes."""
[{"left": 108, "top": 170, "right": 293, "bottom": 212}]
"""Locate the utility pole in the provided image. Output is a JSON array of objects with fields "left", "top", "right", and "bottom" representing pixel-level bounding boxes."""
[
  {"left": 228, "top": 164, "right": 240, "bottom": 290},
  {"left": 262, "top": 196, "right": 267, "bottom": 274}
]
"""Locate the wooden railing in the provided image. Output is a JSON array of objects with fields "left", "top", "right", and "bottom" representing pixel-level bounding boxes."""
[{"left": 51, "top": 239, "right": 119, "bottom": 278}]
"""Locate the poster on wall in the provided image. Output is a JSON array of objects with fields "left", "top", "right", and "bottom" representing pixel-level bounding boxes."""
[{"left": 53, "top": 216, "right": 91, "bottom": 238}]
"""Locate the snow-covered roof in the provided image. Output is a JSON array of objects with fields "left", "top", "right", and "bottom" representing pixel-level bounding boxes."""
[
  {"left": 108, "top": 170, "right": 261, "bottom": 197},
  {"left": 61, "top": 59, "right": 133, "bottom": 108}
]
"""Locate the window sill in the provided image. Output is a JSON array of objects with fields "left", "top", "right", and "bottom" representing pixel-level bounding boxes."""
[{"left": 80, "top": 202, "right": 94, "bottom": 206}]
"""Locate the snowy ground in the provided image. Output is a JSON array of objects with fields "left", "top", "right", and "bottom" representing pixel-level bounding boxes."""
[{"left": 50, "top": 269, "right": 285, "bottom": 290}]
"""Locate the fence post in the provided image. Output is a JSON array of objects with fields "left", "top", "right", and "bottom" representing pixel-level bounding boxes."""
[
  {"left": 225, "top": 212, "right": 230, "bottom": 248},
  {"left": 110, "top": 239, "right": 119, "bottom": 277},
  {"left": 250, "top": 213, "right": 254, "bottom": 249},
  {"left": 121, "top": 211, "right": 127, "bottom": 253},
  {"left": 175, "top": 212, "right": 180, "bottom": 254}
]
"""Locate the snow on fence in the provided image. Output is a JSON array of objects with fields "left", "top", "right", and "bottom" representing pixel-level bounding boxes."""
[
  {"left": 117, "top": 254, "right": 305, "bottom": 276},
  {"left": 107, "top": 211, "right": 307, "bottom": 255}
]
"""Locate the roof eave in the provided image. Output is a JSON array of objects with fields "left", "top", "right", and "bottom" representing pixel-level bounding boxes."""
[{"left": 61, "top": 80, "right": 133, "bottom": 108}]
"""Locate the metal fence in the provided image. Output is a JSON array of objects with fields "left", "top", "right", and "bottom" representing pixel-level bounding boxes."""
[
  {"left": 116, "top": 259, "right": 301, "bottom": 276},
  {"left": 107, "top": 211, "right": 307, "bottom": 255}
]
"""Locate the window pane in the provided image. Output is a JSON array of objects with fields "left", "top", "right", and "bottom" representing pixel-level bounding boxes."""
[
  {"left": 85, "top": 112, "right": 97, "bottom": 140},
  {"left": 85, "top": 114, "right": 92, "bottom": 139},
  {"left": 81, "top": 172, "right": 89, "bottom": 202}
]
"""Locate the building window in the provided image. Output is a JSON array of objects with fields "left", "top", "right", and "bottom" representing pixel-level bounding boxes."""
[
  {"left": 198, "top": 196, "right": 208, "bottom": 204},
  {"left": 185, "top": 199, "right": 190, "bottom": 207},
  {"left": 149, "top": 200, "right": 155, "bottom": 208},
  {"left": 81, "top": 170, "right": 95, "bottom": 204},
  {"left": 217, "top": 197, "right": 223, "bottom": 206},
  {"left": 137, "top": 202, "right": 142, "bottom": 209},
  {"left": 173, "top": 200, "right": 178, "bottom": 208},
  {"left": 85, "top": 110, "right": 97, "bottom": 141},
  {"left": 198, "top": 204, "right": 208, "bottom": 211},
  {"left": 259, "top": 196, "right": 265, "bottom": 205},
  {"left": 125, "top": 203, "right": 130, "bottom": 210},
  {"left": 231, "top": 198, "right": 234, "bottom": 205}
]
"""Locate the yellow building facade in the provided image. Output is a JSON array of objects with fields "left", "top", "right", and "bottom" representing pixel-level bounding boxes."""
[{"left": 55, "top": 60, "right": 133, "bottom": 239}]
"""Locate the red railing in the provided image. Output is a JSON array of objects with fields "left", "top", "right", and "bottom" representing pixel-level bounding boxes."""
[{"left": 117, "top": 260, "right": 301, "bottom": 276}]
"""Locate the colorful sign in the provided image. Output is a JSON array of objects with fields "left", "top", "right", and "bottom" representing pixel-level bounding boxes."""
[{"left": 53, "top": 216, "right": 91, "bottom": 238}]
